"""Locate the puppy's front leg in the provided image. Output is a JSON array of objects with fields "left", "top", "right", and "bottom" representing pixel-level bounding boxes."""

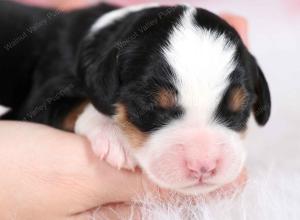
[{"left": 75, "top": 104, "right": 136, "bottom": 170}]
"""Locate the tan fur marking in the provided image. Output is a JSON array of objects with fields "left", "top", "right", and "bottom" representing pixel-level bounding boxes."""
[
  {"left": 156, "top": 89, "right": 176, "bottom": 108},
  {"left": 114, "top": 103, "right": 148, "bottom": 148},
  {"left": 63, "top": 101, "right": 89, "bottom": 131},
  {"left": 229, "top": 87, "right": 246, "bottom": 112}
]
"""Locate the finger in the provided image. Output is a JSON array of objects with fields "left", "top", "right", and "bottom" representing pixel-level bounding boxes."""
[{"left": 58, "top": 0, "right": 95, "bottom": 11}]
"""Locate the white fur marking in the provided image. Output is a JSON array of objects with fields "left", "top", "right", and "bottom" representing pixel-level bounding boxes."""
[
  {"left": 163, "top": 8, "right": 237, "bottom": 124},
  {"left": 90, "top": 3, "right": 160, "bottom": 33}
]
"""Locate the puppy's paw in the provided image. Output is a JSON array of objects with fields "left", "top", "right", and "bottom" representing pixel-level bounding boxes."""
[
  {"left": 75, "top": 104, "right": 136, "bottom": 170},
  {"left": 87, "top": 129, "right": 136, "bottom": 170}
]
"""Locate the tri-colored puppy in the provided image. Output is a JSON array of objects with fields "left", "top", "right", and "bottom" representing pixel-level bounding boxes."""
[{"left": 0, "top": 1, "right": 271, "bottom": 195}]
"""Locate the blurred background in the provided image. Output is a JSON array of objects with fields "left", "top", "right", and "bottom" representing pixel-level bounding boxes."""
[{"left": 2, "top": 0, "right": 300, "bottom": 174}]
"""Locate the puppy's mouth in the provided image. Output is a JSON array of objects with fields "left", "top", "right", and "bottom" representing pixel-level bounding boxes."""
[
  {"left": 177, "top": 180, "right": 220, "bottom": 194},
  {"left": 176, "top": 168, "right": 247, "bottom": 195},
  {"left": 183, "top": 180, "right": 215, "bottom": 188}
]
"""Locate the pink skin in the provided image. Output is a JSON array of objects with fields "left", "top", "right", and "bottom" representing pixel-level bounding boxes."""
[{"left": 146, "top": 129, "right": 240, "bottom": 193}]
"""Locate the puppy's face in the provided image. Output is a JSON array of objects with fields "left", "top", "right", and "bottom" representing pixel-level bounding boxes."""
[{"left": 79, "top": 6, "right": 271, "bottom": 194}]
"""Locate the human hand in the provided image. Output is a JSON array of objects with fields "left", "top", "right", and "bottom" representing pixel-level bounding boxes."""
[{"left": 0, "top": 121, "right": 158, "bottom": 220}]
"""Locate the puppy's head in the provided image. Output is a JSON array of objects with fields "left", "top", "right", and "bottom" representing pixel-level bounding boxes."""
[{"left": 78, "top": 5, "right": 271, "bottom": 194}]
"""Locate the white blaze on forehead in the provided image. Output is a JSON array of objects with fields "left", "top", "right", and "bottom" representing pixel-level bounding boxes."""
[
  {"left": 90, "top": 3, "right": 160, "bottom": 33},
  {"left": 163, "top": 8, "right": 237, "bottom": 123}
]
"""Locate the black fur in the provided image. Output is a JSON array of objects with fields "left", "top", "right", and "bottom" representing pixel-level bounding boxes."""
[
  {"left": 0, "top": 0, "right": 117, "bottom": 127},
  {"left": 0, "top": 1, "right": 270, "bottom": 132}
]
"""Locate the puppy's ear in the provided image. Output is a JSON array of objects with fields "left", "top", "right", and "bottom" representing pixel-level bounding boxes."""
[
  {"left": 250, "top": 56, "right": 271, "bottom": 125},
  {"left": 77, "top": 38, "right": 120, "bottom": 115}
]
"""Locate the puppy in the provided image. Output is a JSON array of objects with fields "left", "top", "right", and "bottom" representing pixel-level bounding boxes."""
[{"left": 0, "top": 1, "right": 271, "bottom": 195}]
